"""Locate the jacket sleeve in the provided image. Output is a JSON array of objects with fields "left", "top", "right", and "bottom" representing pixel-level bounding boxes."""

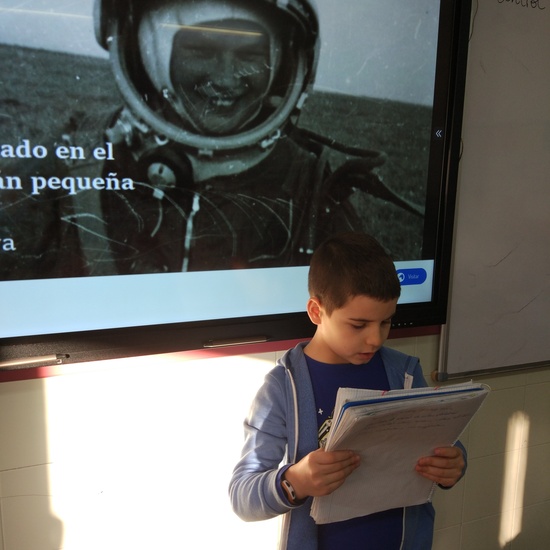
[{"left": 228, "top": 367, "right": 297, "bottom": 521}]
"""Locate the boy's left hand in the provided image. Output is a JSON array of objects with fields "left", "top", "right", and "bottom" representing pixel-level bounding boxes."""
[{"left": 415, "top": 446, "right": 465, "bottom": 488}]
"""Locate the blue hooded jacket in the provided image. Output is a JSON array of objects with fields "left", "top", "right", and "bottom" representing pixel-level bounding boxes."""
[{"left": 229, "top": 342, "right": 466, "bottom": 549}]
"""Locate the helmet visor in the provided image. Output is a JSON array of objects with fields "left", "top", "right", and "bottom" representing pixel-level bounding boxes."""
[{"left": 138, "top": 0, "right": 284, "bottom": 135}]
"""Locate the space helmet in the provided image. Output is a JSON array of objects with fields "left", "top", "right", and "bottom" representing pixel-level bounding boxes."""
[{"left": 94, "top": 0, "right": 319, "bottom": 155}]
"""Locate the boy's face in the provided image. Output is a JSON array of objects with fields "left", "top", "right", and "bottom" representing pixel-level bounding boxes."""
[{"left": 306, "top": 294, "right": 398, "bottom": 365}]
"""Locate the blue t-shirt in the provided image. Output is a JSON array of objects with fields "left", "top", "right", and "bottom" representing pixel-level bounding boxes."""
[{"left": 305, "top": 352, "right": 404, "bottom": 550}]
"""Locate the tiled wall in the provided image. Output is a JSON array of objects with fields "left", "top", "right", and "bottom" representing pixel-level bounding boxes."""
[
  {"left": 0, "top": 336, "right": 548, "bottom": 549},
  {"left": 388, "top": 336, "right": 550, "bottom": 550},
  {"left": 432, "top": 368, "right": 550, "bottom": 550}
]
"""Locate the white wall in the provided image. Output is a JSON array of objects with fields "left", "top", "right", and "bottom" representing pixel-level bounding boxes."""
[{"left": 0, "top": 334, "right": 549, "bottom": 549}]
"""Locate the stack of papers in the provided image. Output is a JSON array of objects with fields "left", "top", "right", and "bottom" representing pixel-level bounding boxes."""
[{"left": 310, "top": 382, "right": 489, "bottom": 524}]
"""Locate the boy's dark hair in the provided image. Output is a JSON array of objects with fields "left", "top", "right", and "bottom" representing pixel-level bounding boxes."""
[{"left": 308, "top": 232, "right": 401, "bottom": 314}]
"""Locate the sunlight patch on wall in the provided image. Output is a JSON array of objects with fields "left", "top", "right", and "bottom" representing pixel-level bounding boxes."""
[
  {"left": 43, "top": 351, "right": 280, "bottom": 549},
  {"left": 499, "top": 411, "right": 529, "bottom": 548}
]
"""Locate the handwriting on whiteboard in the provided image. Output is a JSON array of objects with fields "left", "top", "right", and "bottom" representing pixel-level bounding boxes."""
[{"left": 497, "top": 0, "right": 546, "bottom": 11}]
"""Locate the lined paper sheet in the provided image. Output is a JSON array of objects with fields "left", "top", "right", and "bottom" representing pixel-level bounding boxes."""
[{"left": 310, "top": 383, "right": 489, "bottom": 524}]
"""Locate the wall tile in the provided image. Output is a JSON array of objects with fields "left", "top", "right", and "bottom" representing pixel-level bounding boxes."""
[
  {"left": 414, "top": 334, "right": 441, "bottom": 373},
  {"left": 470, "top": 371, "right": 526, "bottom": 392},
  {"left": 510, "top": 501, "right": 550, "bottom": 550},
  {"left": 524, "top": 365, "right": 550, "bottom": 385},
  {"left": 0, "top": 380, "right": 49, "bottom": 470},
  {"left": 0, "top": 465, "right": 63, "bottom": 550},
  {"left": 0, "top": 464, "right": 50, "bottom": 497},
  {"left": 467, "top": 387, "right": 526, "bottom": 459},
  {"left": 461, "top": 515, "right": 511, "bottom": 550},
  {"left": 433, "top": 477, "right": 466, "bottom": 529},
  {"left": 463, "top": 454, "right": 506, "bottom": 522},
  {"left": 524, "top": 382, "right": 550, "bottom": 446},
  {"left": 0, "top": 503, "right": 4, "bottom": 550},
  {"left": 521, "top": 443, "right": 550, "bottom": 507},
  {"left": 433, "top": 524, "right": 462, "bottom": 550}
]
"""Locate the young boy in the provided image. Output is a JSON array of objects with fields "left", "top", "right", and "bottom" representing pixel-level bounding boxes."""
[{"left": 229, "top": 232, "right": 466, "bottom": 550}]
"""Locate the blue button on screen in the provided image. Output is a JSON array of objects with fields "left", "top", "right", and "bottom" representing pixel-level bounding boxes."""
[{"left": 397, "top": 268, "right": 427, "bottom": 286}]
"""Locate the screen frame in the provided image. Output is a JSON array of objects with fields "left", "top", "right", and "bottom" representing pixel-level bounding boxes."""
[{"left": 0, "top": 0, "right": 472, "bottom": 368}]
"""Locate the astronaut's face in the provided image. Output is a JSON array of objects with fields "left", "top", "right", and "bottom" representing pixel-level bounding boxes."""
[{"left": 169, "top": 20, "right": 274, "bottom": 135}]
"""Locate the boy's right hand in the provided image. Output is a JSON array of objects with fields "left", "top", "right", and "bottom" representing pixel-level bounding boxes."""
[{"left": 284, "top": 448, "right": 360, "bottom": 500}]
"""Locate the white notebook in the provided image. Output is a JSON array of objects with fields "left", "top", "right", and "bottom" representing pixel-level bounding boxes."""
[{"left": 310, "top": 382, "right": 490, "bottom": 524}]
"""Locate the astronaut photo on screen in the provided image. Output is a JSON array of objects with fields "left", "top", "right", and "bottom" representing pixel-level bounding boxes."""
[
  {"left": 0, "top": 0, "right": 427, "bottom": 280},
  {"left": 78, "top": 0, "right": 423, "bottom": 274}
]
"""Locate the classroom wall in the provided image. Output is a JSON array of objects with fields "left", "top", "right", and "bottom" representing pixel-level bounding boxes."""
[{"left": 0, "top": 334, "right": 548, "bottom": 549}]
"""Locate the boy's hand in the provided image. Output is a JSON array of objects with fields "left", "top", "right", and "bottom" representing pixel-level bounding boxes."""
[
  {"left": 415, "top": 446, "right": 465, "bottom": 487},
  {"left": 284, "top": 448, "right": 360, "bottom": 500}
]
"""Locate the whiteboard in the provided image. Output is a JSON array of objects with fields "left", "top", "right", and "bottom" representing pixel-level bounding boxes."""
[{"left": 444, "top": 0, "right": 550, "bottom": 375}]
